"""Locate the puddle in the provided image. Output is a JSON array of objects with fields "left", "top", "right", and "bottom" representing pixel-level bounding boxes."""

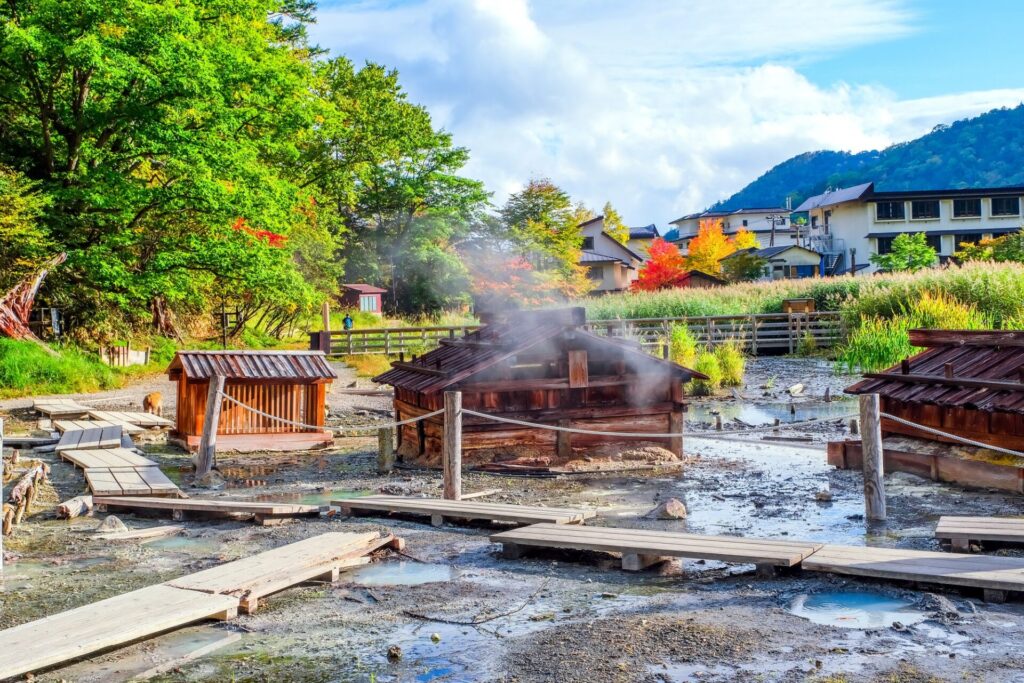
[
  {"left": 145, "top": 535, "right": 223, "bottom": 555},
  {"left": 688, "top": 398, "right": 857, "bottom": 426},
  {"left": 349, "top": 561, "right": 455, "bottom": 586},
  {"left": 1, "top": 557, "right": 111, "bottom": 591},
  {"left": 790, "top": 591, "right": 928, "bottom": 629},
  {"left": 221, "top": 464, "right": 282, "bottom": 488},
  {"left": 249, "top": 488, "right": 373, "bottom": 506}
]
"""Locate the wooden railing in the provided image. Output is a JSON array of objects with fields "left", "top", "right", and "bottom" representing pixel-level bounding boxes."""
[{"left": 310, "top": 311, "right": 845, "bottom": 357}]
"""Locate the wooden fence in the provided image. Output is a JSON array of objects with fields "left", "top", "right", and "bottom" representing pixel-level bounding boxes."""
[
  {"left": 99, "top": 343, "right": 151, "bottom": 367},
  {"left": 309, "top": 312, "right": 845, "bottom": 357}
]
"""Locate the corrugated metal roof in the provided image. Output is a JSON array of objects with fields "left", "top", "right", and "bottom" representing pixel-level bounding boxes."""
[
  {"left": 168, "top": 350, "right": 337, "bottom": 381},
  {"left": 342, "top": 283, "right": 388, "bottom": 294},
  {"left": 794, "top": 183, "right": 873, "bottom": 212},
  {"left": 373, "top": 308, "right": 703, "bottom": 393},
  {"left": 846, "top": 330, "right": 1024, "bottom": 414}
]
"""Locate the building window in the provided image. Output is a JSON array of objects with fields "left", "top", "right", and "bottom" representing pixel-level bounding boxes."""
[
  {"left": 911, "top": 200, "right": 940, "bottom": 220},
  {"left": 811, "top": 215, "right": 818, "bottom": 228},
  {"left": 925, "top": 234, "right": 943, "bottom": 253},
  {"left": 876, "top": 201, "right": 905, "bottom": 221},
  {"left": 358, "top": 294, "right": 378, "bottom": 312},
  {"left": 952, "top": 198, "right": 981, "bottom": 218},
  {"left": 587, "top": 266, "right": 603, "bottom": 281},
  {"left": 991, "top": 197, "right": 1021, "bottom": 216},
  {"left": 876, "top": 236, "right": 894, "bottom": 255},
  {"left": 742, "top": 219, "right": 748, "bottom": 227},
  {"left": 581, "top": 236, "right": 594, "bottom": 250},
  {"left": 954, "top": 233, "right": 983, "bottom": 249}
]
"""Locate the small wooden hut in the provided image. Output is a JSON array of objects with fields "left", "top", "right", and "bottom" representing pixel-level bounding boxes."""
[
  {"left": 832, "top": 329, "right": 1024, "bottom": 492},
  {"left": 168, "top": 350, "right": 336, "bottom": 452},
  {"left": 372, "top": 308, "right": 705, "bottom": 467}
]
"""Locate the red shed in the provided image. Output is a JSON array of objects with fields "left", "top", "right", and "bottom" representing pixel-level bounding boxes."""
[{"left": 340, "top": 284, "right": 387, "bottom": 314}]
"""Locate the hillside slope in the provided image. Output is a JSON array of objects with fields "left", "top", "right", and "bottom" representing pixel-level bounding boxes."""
[{"left": 712, "top": 104, "right": 1024, "bottom": 210}]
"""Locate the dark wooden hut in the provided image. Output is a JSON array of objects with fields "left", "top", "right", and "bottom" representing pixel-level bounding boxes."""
[
  {"left": 832, "top": 329, "right": 1024, "bottom": 492},
  {"left": 372, "top": 308, "right": 705, "bottom": 467},
  {"left": 168, "top": 350, "right": 336, "bottom": 452}
]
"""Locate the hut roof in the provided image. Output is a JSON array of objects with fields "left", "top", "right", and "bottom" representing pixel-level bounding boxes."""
[
  {"left": 373, "top": 307, "right": 705, "bottom": 394},
  {"left": 845, "top": 329, "right": 1024, "bottom": 414},
  {"left": 168, "top": 350, "right": 336, "bottom": 382}
]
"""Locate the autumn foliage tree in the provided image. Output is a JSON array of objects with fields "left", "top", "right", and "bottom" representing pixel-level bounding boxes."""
[
  {"left": 632, "top": 238, "right": 688, "bottom": 291},
  {"left": 685, "top": 219, "right": 759, "bottom": 274}
]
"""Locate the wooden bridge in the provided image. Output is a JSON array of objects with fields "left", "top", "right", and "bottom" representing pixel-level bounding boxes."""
[{"left": 310, "top": 311, "right": 844, "bottom": 357}]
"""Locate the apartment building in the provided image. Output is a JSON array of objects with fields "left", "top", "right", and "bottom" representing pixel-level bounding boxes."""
[
  {"left": 666, "top": 207, "right": 789, "bottom": 253},
  {"left": 794, "top": 183, "right": 1024, "bottom": 274}
]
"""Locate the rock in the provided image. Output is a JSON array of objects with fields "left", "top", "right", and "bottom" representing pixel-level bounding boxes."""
[
  {"left": 648, "top": 498, "right": 687, "bottom": 520},
  {"left": 814, "top": 490, "right": 833, "bottom": 502},
  {"left": 95, "top": 515, "right": 129, "bottom": 534},
  {"left": 921, "top": 593, "right": 962, "bottom": 624},
  {"left": 430, "top": 633, "right": 441, "bottom": 643},
  {"left": 194, "top": 470, "right": 226, "bottom": 489},
  {"left": 386, "top": 645, "right": 402, "bottom": 661},
  {"left": 787, "top": 383, "right": 804, "bottom": 396}
]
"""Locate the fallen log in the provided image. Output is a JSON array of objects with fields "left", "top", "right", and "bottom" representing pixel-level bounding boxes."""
[
  {"left": 7, "top": 462, "right": 50, "bottom": 529},
  {"left": 57, "top": 495, "right": 93, "bottom": 519}
]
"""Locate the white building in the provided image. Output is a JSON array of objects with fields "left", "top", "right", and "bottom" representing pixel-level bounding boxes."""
[
  {"left": 577, "top": 216, "right": 645, "bottom": 293},
  {"left": 794, "top": 183, "right": 1024, "bottom": 274},
  {"left": 667, "top": 207, "right": 789, "bottom": 254}
]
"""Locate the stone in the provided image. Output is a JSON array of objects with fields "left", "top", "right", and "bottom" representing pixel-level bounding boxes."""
[
  {"left": 95, "top": 515, "right": 129, "bottom": 534},
  {"left": 648, "top": 498, "right": 687, "bottom": 519},
  {"left": 386, "top": 645, "right": 402, "bottom": 661},
  {"left": 430, "top": 633, "right": 441, "bottom": 643},
  {"left": 814, "top": 489, "right": 833, "bottom": 502},
  {"left": 787, "top": 383, "right": 804, "bottom": 396},
  {"left": 194, "top": 470, "right": 226, "bottom": 489}
]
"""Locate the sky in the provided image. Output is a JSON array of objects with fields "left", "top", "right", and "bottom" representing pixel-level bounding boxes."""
[{"left": 310, "top": 0, "right": 1024, "bottom": 225}]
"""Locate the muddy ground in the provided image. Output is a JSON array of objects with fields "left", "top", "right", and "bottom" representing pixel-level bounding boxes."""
[{"left": 2, "top": 358, "right": 1024, "bottom": 682}]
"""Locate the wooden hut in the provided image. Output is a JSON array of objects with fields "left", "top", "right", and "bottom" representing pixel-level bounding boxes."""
[
  {"left": 168, "top": 350, "right": 336, "bottom": 452},
  {"left": 832, "top": 329, "right": 1024, "bottom": 492},
  {"left": 372, "top": 307, "right": 705, "bottom": 467}
]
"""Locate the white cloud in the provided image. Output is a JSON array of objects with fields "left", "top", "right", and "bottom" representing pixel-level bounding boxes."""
[{"left": 311, "top": 0, "right": 1024, "bottom": 223}]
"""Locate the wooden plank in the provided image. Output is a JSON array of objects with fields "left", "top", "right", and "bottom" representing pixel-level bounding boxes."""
[
  {"left": 936, "top": 516, "right": 1024, "bottom": 543},
  {"left": 491, "top": 524, "right": 820, "bottom": 567},
  {"left": 87, "top": 409, "right": 173, "bottom": 428},
  {"left": 62, "top": 448, "right": 156, "bottom": 469},
  {"left": 863, "top": 372, "right": 1024, "bottom": 393},
  {"left": 93, "top": 525, "right": 184, "bottom": 541},
  {"left": 110, "top": 468, "right": 154, "bottom": 495},
  {"left": 336, "top": 496, "right": 596, "bottom": 526},
  {"left": 909, "top": 329, "right": 1024, "bottom": 348},
  {"left": 802, "top": 544, "right": 1024, "bottom": 592},
  {"left": 55, "top": 419, "right": 142, "bottom": 436},
  {"left": 94, "top": 495, "right": 321, "bottom": 516},
  {"left": 84, "top": 469, "right": 123, "bottom": 496},
  {"left": 0, "top": 585, "right": 239, "bottom": 681},
  {"left": 135, "top": 467, "right": 180, "bottom": 494}
]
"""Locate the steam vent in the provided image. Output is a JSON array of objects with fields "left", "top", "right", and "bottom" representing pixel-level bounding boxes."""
[{"left": 373, "top": 307, "right": 706, "bottom": 469}]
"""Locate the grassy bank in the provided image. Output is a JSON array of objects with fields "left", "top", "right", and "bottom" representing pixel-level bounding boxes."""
[{"left": 0, "top": 339, "right": 122, "bottom": 398}]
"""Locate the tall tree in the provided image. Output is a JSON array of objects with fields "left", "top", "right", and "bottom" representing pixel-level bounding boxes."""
[
  {"left": 602, "top": 201, "right": 629, "bottom": 245},
  {"left": 632, "top": 238, "right": 689, "bottom": 291},
  {"left": 870, "top": 233, "right": 937, "bottom": 272}
]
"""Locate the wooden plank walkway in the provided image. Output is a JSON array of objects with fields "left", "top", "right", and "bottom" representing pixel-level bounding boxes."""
[
  {"left": 86, "top": 409, "right": 173, "bottom": 429},
  {"left": 59, "top": 447, "right": 183, "bottom": 498},
  {"left": 335, "top": 495, "right": 596, "bottom": 527},
  {"left": 33, "top": 398, "right": 91, "bottom": 418},
  {"left": 935, "top": 516, "right": 1024, "bottom": 550},
  {"left": 0, "top": 531, "right": 401, "bottom": 679},
  {"left": 490, "top": 524, "right": 821, "bottom": 572},
  {"left": 95, "top": 495, "right": 323, "bottom": 525},
  {"left": 55, "top": 424, "right": 125, "bottom": 452},
  {"left": 61, "top": 447, "right": 156, "bottom": 469},
  {"left": 0, "top": 584, "right": 239, "bottom": 681},
  {"left": 801, "top": 544, "right": 1024, "bottom": 601},
  {"left": 56, "top": 418, "right": 142, "bottom": 436}
]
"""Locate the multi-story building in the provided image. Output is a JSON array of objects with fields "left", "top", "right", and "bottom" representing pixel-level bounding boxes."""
[
  {"left": 666, "top": 207, "right": 790, "bottom": 254},
  {"left": 577, "top": 216, "right": 645, "bottom": 293},
  {"left": 794, "top": 183, "right": 1024, "bottom": 274},
  {"left": 626, "top": 224, "right": 659, "bottom": 257}
]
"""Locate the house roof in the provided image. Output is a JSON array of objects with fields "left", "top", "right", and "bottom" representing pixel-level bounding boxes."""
[
  {"left": 671, "top": 207, "right": 788, "bottom": 224},
  {"left": 168, "top": 350, "right": 337, "bottom": 382},
  {"left": 373, "top": 308, "right": 705, "bottom": 394},
  {"left": 681, "top": 270, "right": 728, "bottom": 285},
  {"left": 723, "top": 245, "right": 821, "bottom": 260},
  {"left": 578, "top": 215, "right": 605, "bottom": 228},
  {"left": 794, "top": 183, "right": 874, "bottom": 212},
  {"left": 342, "top": 283, "right": 388, "bottom": 294},
  {"left": 629, "top": 224, "right": 659, "bottom": 240},
  {"left": 870, "top": 185, "right": 1024, "bottom": 201},
  {"left": 845, "top": 329, "right": 1024, "bottom": 414},
  {"left": 579, "top": 249, "right": 635, "bottom": 267}
]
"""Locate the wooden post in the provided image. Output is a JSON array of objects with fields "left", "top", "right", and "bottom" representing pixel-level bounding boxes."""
[
  {"left": 321, "top": 301, "right": 331, "bottom": 333},
  {"left": 377, "top": 427, "right": 395, "bottom": 474},
  {"left": 196, "top": 374, "right": 226, "bottom": 480},
  {"left": 443, "top": 391, "right": 462, "bottom": 500},
  {"left": 859, "top": 393, "right": 886, "bottom": 521}
]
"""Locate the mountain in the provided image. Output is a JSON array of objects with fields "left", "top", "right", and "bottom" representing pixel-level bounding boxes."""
[{"left": 711, "top": 104, "right": 1024, "bottom": 211}]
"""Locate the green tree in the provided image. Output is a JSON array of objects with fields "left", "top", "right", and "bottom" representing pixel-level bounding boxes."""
[
  {"left": 602, "top": 201, "right": 629, "bottom": 245},
  {"left": 0, "top": 165, "right": 52, "bottom": 290},
  {"left": 721, "top": 252, "right": 767, "bottom": 282},
  {"left": 869, "top": 233, "right": 937, "bottom": 272}
]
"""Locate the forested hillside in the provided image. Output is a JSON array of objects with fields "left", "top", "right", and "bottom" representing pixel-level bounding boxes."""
[{"left": 712, "top": 104, "right": 1024, "bottom": 210}]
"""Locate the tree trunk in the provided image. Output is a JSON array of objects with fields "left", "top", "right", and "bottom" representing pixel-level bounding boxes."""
[
  {"left": 58, "top": 495, "right": 93, "bottom": 519},
  {"left": 0, "top": 253, "right": 66, "bottom": 346},
  {"left": 150, "top": 296, "right": 181, "bottom": 338}
]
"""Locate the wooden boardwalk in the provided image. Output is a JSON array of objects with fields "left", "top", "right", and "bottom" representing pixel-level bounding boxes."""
[
  {"left": 56, "top": 418, "right": 142, "bottom": 436},
  {"left": 60, "top": 448, "right": 182, "bottom": 497},
  {"left": 335, "top": 495, "right": 596, "bottom": 527},
  {"left": 95, "top": 495, "right": 323, "bottom": 525},
  {"left": 491, "top": 524, "right": 821, "bottom": 572},
  {"left": 0, "top": 532, "right": 401, "bottom": 680},
  {"left": 86, "top": 409, "right": 173, "bottom": 429},
  {"left": 801, "top": 545, "right": 1024, "bottom": 601},
  {"left": 55, "top": 423, "right": 125, "bottom": 451},
  {"left": 33, "top": 398, "right": 91, "bottom": 418},
  {"left": 935, "top": 516, "right": 1024, "bottom": 551}
]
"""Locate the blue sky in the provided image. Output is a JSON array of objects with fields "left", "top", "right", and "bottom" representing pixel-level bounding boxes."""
[{"left": 312, "top": 0, "right": 1024, "bottom": 223}]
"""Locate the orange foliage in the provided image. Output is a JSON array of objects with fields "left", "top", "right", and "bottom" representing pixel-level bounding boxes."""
[
  {"left": 685, "top": 219, "right": 759, "bottom": 274},
  {"left": 232, "top": 217, "right": 286, "bottom": 248},
  {"left": 632, "top": 238, "right": 689, "bottom": 291}
]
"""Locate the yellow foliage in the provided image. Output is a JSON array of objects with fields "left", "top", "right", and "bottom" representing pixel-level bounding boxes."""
[{"left": 685, "top": 219, "right": 757, "bottom": 274}]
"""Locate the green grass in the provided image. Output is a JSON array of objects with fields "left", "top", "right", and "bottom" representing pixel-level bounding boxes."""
[
  {"left": 689, "top": 351, "right": 722, "bottom": 396},
  {"left": 0, "top": 339, "right": 120, "bottom": 398},
  {"left": 667, "top": 323, "right": 698, "bottom": 367},
  {"left": 714, "top": 341, "right": 746, "bottom": 386}
]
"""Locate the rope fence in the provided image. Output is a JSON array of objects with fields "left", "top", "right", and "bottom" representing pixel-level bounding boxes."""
[
  {"left": 217, "top": 391, "right": 443, "bottom": 432},
  {"left": 880, "top": 412, "right": 1024, "bottom": 458}
]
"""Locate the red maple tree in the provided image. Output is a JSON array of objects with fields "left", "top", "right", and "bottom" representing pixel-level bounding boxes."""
[
  {"left": 231, "top": 217, "right": 286, "bottom": 248},
  {"left": 632, "top": 238, "right": 689, "bottom": 291}
]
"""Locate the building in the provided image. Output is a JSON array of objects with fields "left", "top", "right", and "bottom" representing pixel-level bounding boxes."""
[
  {"left": 340, "top": 284, "right": 387, "bottom": 313},
  {"left": 167, "top": 350, "right": 336, "bottom": 452},
  {"left": 794, "top": 183, "right": 1024, "bottom": 274},
  {"left": 667, "top": 208, "right": 790, "bottom": 254},
  {"left": 577, "top": 216, "right": 646, "bottom": 293},
  {"left": 372, "top": 308, "right": 704, "bottom": 467},
  {"left": 676, "top": 270, "right": 727, "bottom": 288},
  {"left": 627, "top": 224, "right": 660, "bottom": 257},
  {"left": 721, "top": 245, "right": 822, "bottom": 280}
]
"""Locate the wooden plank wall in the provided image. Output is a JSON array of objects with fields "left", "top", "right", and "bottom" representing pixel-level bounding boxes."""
[
  {"left": 177, "top": 381, "right": 322, "bottom": 438},
  {"left": 881, "top": 397, "right": 1024, "bottom": 450}
]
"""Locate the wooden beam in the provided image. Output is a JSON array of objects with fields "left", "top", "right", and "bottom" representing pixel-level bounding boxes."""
[
  {"left": 438, "top": 338, "right": 505, "bottom": 350},
  {"left": 860, "top": 393, "right": 886, "bottom": 522},
  {"left": 390, "top": 361, "right": 448, "bottom": 377},
  {"left": 568, "top": 349, "right": 588, "bottom": 388},
  {"left": 443, "top": 391, "right": 462, "bottom": 500},
  {"left": 196, "top": 374, "right": 225, "bottom": 479},
  {"left": 909, "top": 329, "right": 1024, "bottom": 348},
  {"left": 455, "top": 374, "right": 662, "bottom": 393},
  {"left": 863, "top": 372, "right": 1024, "bottom": 393}
]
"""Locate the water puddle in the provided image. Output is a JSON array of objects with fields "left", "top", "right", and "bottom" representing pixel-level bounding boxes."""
[
  {"left": 349, "top": 561, "right": 455, "bottom": 587},
  {"left": 145, "top": 535, "right": 223, "bottom": 555},
  {"left": 790, "top": 591, "right": 928, "bottom": 629},
  {"left": 688, "top": 398, "right": 857, "bottom": 426},
  {"left": 249, "top": 488, "right": 373, "bottom": 506},
  {"left": 221, "top": 464, "right": 282, "bottom": 488}
]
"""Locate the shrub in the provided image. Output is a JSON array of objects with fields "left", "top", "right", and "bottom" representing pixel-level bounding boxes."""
[
  {"left": 836, "top": 317, "right": 914, "bottom": 373},
  {"left": 668, "top": 323, "right": 698, "bottom": 367},
  {"left": 796, "top": 331, "right": 818, "bottom": 356},
  {"left": 689, "top": 350, "right": 722, "bottom": 396},
  {"left": 713, "top": 341, "right": 745, "bottom": 386}
]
